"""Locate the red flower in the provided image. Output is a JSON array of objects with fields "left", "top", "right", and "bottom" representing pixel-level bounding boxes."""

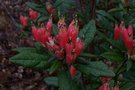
[
  {"left": 39, "top": 28, "right": 50, "bottom": 45},
  {"left": 100, "top": 77, "right": 111, "bottom": 84},
  {"left": 46, "top": 2, "right": 53, "bottom": 14},
  {"left": 57, "top": 18, "right": 67, "bottom": 30},
  {"left": 55, "top": 50, "right": 64, "bottom": 59},
  {"left": 114, "top": 24, "right": 121, "bottom": 40},
  {"left": 57, "top": 29, "right": 68, "bottom": 48},
  {"left": 66, "top": 53, "right": 77, "bottom": 64},
  {"left": 121, "top": 25, "right": 133, "bottom": 49},
  {"left": 125, "top": 38, "right": 133, "bottom": 49},
  {"left": 46, "top": 19, "right": 52, "bottom": 34},
  {"left": 74, "top": 39, "right": 84, "bottom": 56},
  {"left": 113, "top": 86, "right": 120, "bottom": 90},
  {"left": 98, "top": 83, "right": 110, "bottom": 90},
  {"left": 32, "top": 26, "right": 50, "bottom": 46},
  {"left": 67, "top": 20, "right": 79, "bottom": 44},
  {"left": 29, "top": 9, "right": 38, "bottom": 20},
  {"left": 127, "top": 25, "right": 133, "bottom": 39},
  {"left": 32, "top": 26, "right": 38, "bottom": 41},
  {"left": 66, "top": 43, "right": 74, "bottom": 54},
  {"left": 70, "top": 65, "right": 77, "bottom": 77},
  {"left": 20, "top": 16, "right": 28, "bottom": 27},
  {"left": 122, "top": 27, "right": 128, "bottom": 44}
]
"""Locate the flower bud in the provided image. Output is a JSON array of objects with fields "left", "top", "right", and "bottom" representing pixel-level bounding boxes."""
[
  {"left": 114, "top": 24, "right": 121, "bottom": 40},
  {"left": 29, "top": 9, "right": 38, "bottom": 20},
  {"left": 98, "top": 83, "right": 110, "bottom": 90},
  {"left": 70, "top": 65, "right": 77, "bottom": 77},
  {"left": 46, "top": 19, "right": 52, "bottom": 34},
  {"left": 20, "top": 16, "right": 28, "bottom": 27}
]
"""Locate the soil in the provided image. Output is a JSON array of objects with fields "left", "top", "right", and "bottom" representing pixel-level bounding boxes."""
[{"left": 0, "top": 0, "right": 56, "bottom": 90}]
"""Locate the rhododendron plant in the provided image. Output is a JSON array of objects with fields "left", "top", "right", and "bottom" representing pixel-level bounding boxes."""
[{"left": 10, "top": 0, "right": 135, "bottom": 90}]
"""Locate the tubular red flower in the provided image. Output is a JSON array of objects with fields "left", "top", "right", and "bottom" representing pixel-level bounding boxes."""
[
  {"left": 32, "top": 27, "right": 50, "bottom": 46},
  {"left": 46, "top": 19, "right": 52, "bottom": 34},
  {"left": 40, "top": 28, "right": 50, "bottom": 45},
  {"left": 57, "top": 30, "right": 68, "bottom": 48},
  {"left": 46, "top": 4, "right": 52, "bottom": 14},
  {"left": 125, "top": 38, "right": 133, "bottom": 49},
  {"left": 98, "top": 83, "right": 110, "bottom": 90},
  {"left": 20, "top": 16, "right": 28, "bottom": 27},
  {"left": 29, "top": 9, "right": 38, "bottom": 20},
  {"left": 66, "top": 43, "right": 74, "bottom": 54},
  {"left": 113, "top": 86, "right": 120, "bottom": 90},
  {"left": 67, "top": 20, "right": 79, "bottom": 44},
  {"left": 66, "top": 53, "right": 77, "bottom": 64},
  {"left": 100, "top": 77, "right": 111, "bottom": 84},
  {"left": 55, "top": 50, "right": 64, "bottom": 59},
  {"left": 70, "top": 65, "right": 77, "bottom": 77},
  {"left": 114, "top": 24, "right": 121, "bottom": 40},
  {"left": 32, "top": 26, "right": 37, "bottom": 40},
  {"left": 122, "top": 28, "right": 128, "bottom": 43},
  {"left": 75, "top": 39, "right": 84, "bottom": 56},
  {"left": 127, "top": 25, "right": 133, "bottom": 39}
]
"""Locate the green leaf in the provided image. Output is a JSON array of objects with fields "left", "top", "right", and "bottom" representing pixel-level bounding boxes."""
[
  {"left": 100, "top": 52, "right": 124, "bottom": 62},
  {"left": 96, "top": 10, "right": 115, "bottom": 22},
  {"left": 10, "top": 52, "right": 50, "bottom": 69},
  {"left": 38, "top": 15, "right": 49, "bottom": 22},
  {"left": 76, "top": 61, "right": 115, "bottom": 77},
  {"left": 108, "top": 8, "right": 123, "bottom": 14},
  {"left": 97, "top": 31, "right": 125, "bottom": 50},
  {"left": 53, "top": 0, "right": 63, "bottom": 8},
  {"left": 55, "top": 0, "right": 76, "bottom": 14},
  {"left": 80, "top": 53, "right": 98, "bottom": 58},
  {"left": 79, "top": 20, "right": 96, "bottom": 48},
  {"left": 49, "top": 61, "right": 62, "bottom": 74},
  {"left": 121, "top": 82, "right": 135, "bottom": 90},
  {"left": 58, "top": 71, "right": 80, "bottom": 90},
  {"left": 126, "top": 60, "right": 132, "bottom": 71},
  {"left": 123, "top": 71, "right": 135, "bottom": 81},
  {"left": 97, "top": 16, "right": 113, "bottom": 31},
  {"left": 52, "top": 24, "right": 58, "bottom": 35},
  {"left": 13, "top": 47, "right": 37, "bottom": 53},
  {"left": 26, "top": 2, "right": 48, "bottom": 14},
  {"left": 44, "top": 77, "right": 58, "bottom": 86}
]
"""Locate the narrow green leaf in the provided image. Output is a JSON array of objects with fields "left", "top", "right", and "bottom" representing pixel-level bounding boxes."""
[
  {"left": 97, "top": 31, "right": 125, "bottom": 50},
  {"left": 76, "top": 61, "right": 115, "bottom": 77},
  {"left": 100, "top": 52, "right": 124, "bottom": 62},
  {"left": 13, "top": 47, "right": 37, "bottom": 53},
  {"left": 80, "top": 53, "right": 98, "bottom": 58},
  {"left": 10, "top": 52, "right": 50, "bottom": 69},
  {"left": 96, "top": 10, "right": 115, "bottom": 22},
  {"left": 121, "top": 82, "right": 135, "bottom": 90},
  {"left": 49, "top": 61, "right": 62, "bottom": 74},
  {"left": 44, "top": 77, "right": 58, "bottom": 86},
  {"left": 53, "top": 0, "right": 63, "bottom": 8},
  {"left": 26, "top": 2, "right": 48, "bottom": 14}
]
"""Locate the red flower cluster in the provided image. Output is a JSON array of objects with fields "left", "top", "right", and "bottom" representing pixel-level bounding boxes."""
[
  {"left": 32, "top": 18, "right": 84, "bottom": 77},
  {"left": 99, "top": 77, "right": 120, "bottom": 90},
  {"left": 98, "top": 77, "right": 111, "bottom": 90},
  {"left": 20, "top": 9, "right": 39, "bottom": 27},
  {"left": 114, "top": 22, "right": 134, "bottom": 49}
]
